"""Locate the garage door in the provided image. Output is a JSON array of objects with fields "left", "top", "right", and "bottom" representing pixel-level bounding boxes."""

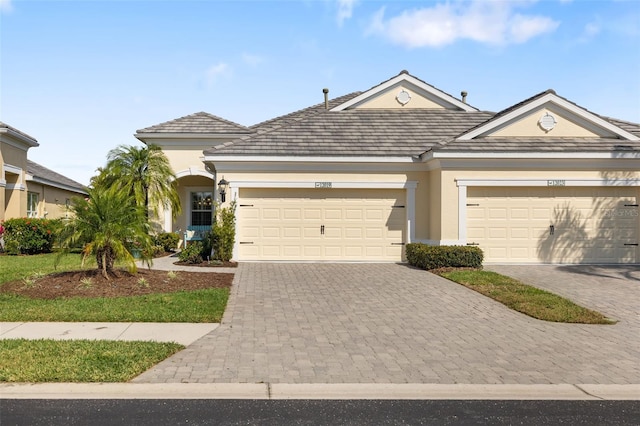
[
  {"left": 237, "top": 188, "right": 405, "bottom": 261},
  {"left": 467, "top": 187, "right": 639, "bottom": 264}
]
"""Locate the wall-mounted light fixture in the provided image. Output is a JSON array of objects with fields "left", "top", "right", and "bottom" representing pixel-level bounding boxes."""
[{"left": 218, "top": 177, "right": 229, "bottom": 203}]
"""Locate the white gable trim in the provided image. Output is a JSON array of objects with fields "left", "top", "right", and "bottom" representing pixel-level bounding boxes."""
[
  {"left": 427, "top": 151, "right": 640, "bottom": 160},
  {"left": 203, "top": 155, "right": 418, "bottom": 163},
  {"left": 330, "top": 73, "right": 477, "bottom": 112},
  {"left": 457, "top": 92, "right": 639, "bottom": 141}
]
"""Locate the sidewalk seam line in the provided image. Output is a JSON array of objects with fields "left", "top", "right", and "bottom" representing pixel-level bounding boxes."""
[{"left": 116, "top": 323, "right": 134, "bottom": 341}]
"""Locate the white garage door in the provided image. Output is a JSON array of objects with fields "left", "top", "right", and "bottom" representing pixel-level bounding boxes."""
[
  {"left": 237, "top": 188, "right": 405, "bottom": 261},
  {"left": 467, "top": 187, "right": 639, "bottom": 264}
]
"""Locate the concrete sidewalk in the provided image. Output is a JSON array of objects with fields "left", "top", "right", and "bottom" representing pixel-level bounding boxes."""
[
  {"left": 1, "top": 383, "right": 638, "bottom": 400},
  {"left": 0, "top": 322, "right": 217, "bottom": 346}
]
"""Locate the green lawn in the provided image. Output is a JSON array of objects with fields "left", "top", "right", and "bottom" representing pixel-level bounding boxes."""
[
  {"left": 437, "top": 269, "right": 615, "bottom": 324},
  {"left": 0, "top": 288, "right": 229, "bottom": 322},
  {"left": 0, "top": 252, "right": 229, "bottom": 322},
  {"left": 0, "top": 339, "right": 184, "bottom": 382},
  {"left": 0, "top": 252, "right": 89, "bottom": 284}
]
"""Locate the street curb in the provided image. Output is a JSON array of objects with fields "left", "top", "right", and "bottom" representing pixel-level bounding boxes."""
[{"left": 1, "top": 383, "right": 638, "bottom": 400}]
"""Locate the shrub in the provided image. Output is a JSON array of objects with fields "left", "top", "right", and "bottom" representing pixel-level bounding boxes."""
[
  {"left": 3, "top": 218, "right": 62, "bottom": 255},
  {"left": 406, "top": 243, "right": 483, "bottom": 270},
  {"left": 153, "top": 232, "right": 180, "bottom": 252},
  {"left": 211, "top": 201, "right": 236, "bottom": 262},
  {"left": 178, "top": 241, "right": 203, "bottom": 264}
]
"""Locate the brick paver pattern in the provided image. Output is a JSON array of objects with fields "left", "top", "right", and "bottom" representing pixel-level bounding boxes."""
[{"left": 133, "top": 263, "right": 640, "bottom": 384}]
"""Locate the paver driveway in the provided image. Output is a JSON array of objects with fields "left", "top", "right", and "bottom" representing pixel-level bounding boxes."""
[{"left": 134, "top": 263, "right": 640, "bottom": 384}]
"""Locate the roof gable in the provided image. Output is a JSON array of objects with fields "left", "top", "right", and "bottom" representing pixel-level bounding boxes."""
[
  {"left": 457, "top": 90, "right": 639, "bottom": 141},
  {"left": 136, "top": 112, "right": 250, "bottom": 135},
  {"left": 330, "top": 70, "right": 478, "bottom": 112}
]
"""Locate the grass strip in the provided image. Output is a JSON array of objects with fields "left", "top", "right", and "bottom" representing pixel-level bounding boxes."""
[
  {"left": 0, "top": 339, "right": 183, "bottom": 382},
  {"left": 0, "top": 253, "right": 91, "bottom": 285},
  {"left": 0, "top": 288, "right": 229, "bottom": 323},
  {"left": 437, "top": 269, "right": 615, "bottom": 324}
]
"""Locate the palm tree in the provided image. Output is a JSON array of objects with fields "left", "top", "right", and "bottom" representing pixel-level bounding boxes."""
[
  {"left": 101, "top": 144, "right": 181, "bottom": 220},
  {"left": 58, "top": 186, "right": 152, "bottom": 279}
]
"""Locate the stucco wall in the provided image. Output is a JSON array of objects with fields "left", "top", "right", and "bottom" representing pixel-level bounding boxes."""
[
  {"left": 492, "top": 107, "right": 600, "bottom": 138},
  {"left": 355, "top": 85, "right": 446, "bottom": 110}
]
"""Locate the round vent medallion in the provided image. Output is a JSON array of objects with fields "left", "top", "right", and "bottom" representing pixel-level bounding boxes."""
[
  {"left": 539, "top": 113, "right": 557, "bottom": 131},
  {"left": 396, "top": 90, "right": 411, "bottom": 106}
]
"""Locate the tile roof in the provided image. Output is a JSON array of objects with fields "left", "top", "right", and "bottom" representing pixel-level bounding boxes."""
[
  {"left": 26, "top": 160, "right": 87, "bottom": 193},
  {"left": 251, "top": 91, "right": 362, "bottom": 132},
  {"left": 205, "top": 109, "right": 493, "bottom": 157},
  {"left": 136, "top": 112, "right": 250, "bottom": 134}
]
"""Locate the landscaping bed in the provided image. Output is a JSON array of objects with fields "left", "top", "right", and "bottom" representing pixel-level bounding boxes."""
[{"left": 0, "top": 268, "right": 233, "bottom": 299}]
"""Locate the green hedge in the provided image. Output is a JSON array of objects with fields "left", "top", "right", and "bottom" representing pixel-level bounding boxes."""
[
  {"left": 2, "top": 218, "right": 62, "bottom": 255},
  {"left": 406, "top": 243, "right": 483, "bottom": 270},
  {"left": 153, "top": 232, "right": 180, "bottom": 252}
]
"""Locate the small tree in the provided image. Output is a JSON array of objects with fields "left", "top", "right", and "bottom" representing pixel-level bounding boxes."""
[
  {"left": 95, "top": 144, "right": 181, "bottom": 220},
  {"left": 57, "top": 186, "right": 153, "bottom": 278}
]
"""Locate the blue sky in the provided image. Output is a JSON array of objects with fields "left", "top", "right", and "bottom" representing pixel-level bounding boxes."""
[{"left": 2, "top": 0, "right": 639, "bottom": 185}]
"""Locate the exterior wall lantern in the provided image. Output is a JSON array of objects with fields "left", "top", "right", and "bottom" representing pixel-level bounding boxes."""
[{"left": 217, "top": 177, "right": 229, "bottom": 203}]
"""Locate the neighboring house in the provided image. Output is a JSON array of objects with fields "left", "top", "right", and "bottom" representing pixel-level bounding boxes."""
[
  {"left": 136, "top": 71, "right": 640, "bottom": 264},
  {"left": 1, "top": 122, "right": 87, "bottom": 222}
]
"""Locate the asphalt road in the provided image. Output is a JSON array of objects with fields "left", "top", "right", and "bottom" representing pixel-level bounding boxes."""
[{"left": 2, "top": 399, "right": 639, "bottom": 425}]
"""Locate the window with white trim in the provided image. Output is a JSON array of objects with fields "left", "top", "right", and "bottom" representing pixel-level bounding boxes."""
[{"left": 27, "top": 192, "right": 39, "bottom": 218}]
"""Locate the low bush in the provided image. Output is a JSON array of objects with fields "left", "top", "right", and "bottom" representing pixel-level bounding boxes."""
[
  {"left": 178, "top": 241, "right": 203, "bottom": 264},
  {"left": 406, "top": 243, "right": 483, "bottom": 270},
  {"left": 3, "top": 218, "right": 62, "bottom": 255},
  {"left": 197, "top": 202, "right": 236, "bottom": 262},
  {"left": 153, "top": 232, "right": 180, "bottom": 252}
]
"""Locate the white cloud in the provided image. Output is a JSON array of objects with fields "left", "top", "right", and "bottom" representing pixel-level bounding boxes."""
[
  {"left": 241, "top": 53, "right": 264, "bottom": 67},
  {"left": 205, "top": 63, "right": 231, "bottom": 88},
  {"left": 366, "top": 1, "right": 559, "bottom": 48},
  {"left": 336, "top": 0, "right": 357, "bottom": 26},
  {"left": 0, "top": 0, "right": 13, "bottom": 13}
]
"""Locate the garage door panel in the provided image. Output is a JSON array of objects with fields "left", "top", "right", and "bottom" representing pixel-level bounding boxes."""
[
  {"left": 262, "top": 227, "right": 280, "bottom": 238},
  {"left": 239, "top": 188, "right": 405, "bottom": 261},
  {"left": 468, "top": 187, "right": 638, "bottom": 264},
  {"left": 262, "top": 208, "right": 281, "bottom": 220}
]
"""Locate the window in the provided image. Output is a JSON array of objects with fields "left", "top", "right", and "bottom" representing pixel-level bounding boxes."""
[
  {"left": 27, "top": 192, "right": 39, "bottom": 218},
  {"left": 191, "top": 191, "right": 213, "bottom": 226}
]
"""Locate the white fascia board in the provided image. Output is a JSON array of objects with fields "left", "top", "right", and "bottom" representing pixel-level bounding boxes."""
[
  {"left": 1, "top": 136, "right": 39, "bottom": 151},
  {"left": 231, "top": 180, "right": 418, "bottom": 189},
  {"left": 330, "top": 74, "right": 477, "bottom": 112},
  {"left": 458, "top": 93, "right": 639, "bottom": 141},
  {"left": 0, "top": 127, "right": 39, "bottom": 148},
  {"left": 456, "top": 178, "right": 640, "bottom": 187},
  {"left": 27, "top": 176, "right": 88, "bottom": 195},
  {"left": 202, "top": 155, "right": 416, "bottom": 163},
  {"left": 429, "top": 151, "right": 640, "bottom": 160}
]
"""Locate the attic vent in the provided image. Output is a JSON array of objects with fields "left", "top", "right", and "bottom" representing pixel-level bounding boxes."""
[
  {"left": 396, "top": 90, "right": 411, "bottom": 106},
  {"left": 538, "top": 113, "right": 557, "bottom": 132}
]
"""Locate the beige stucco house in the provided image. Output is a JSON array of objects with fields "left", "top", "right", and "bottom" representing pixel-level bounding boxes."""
[
  {"left": 1, "top": 122, "right": 87, "bottom": 222},
  {"left": 136, "top": 71, "right": 640, "bottom": 264}
]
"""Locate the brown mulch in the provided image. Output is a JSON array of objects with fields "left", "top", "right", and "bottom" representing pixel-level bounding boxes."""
[{"left": 0, "top": 268, "right": 234, "bottom": 300}]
